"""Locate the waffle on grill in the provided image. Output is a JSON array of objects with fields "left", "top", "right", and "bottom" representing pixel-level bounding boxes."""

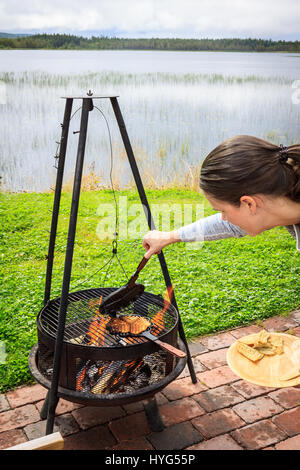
[
  {"left": 107, "top": 315, "right": 151, "bottom": 335},
  {"left": 129, "top": 318, "right": 150, "bottom": 335},
  {"left": 121, "top": 315, "right": 140, "bottom": 325},
  {"left": 107, "top": 318, "right": 130, "bottom": 334}
]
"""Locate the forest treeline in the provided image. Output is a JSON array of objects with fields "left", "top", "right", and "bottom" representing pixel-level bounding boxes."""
[{"left": 0, "top": 34, "right": 300, "bottom": 52}]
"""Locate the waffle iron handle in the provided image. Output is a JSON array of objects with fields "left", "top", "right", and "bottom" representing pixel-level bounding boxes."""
[
  {"left": 153, "top": 339, "right": 186, "bottom": 358},
  {"left": 127, "top": 256, "right": 150, "bottom": 288}
]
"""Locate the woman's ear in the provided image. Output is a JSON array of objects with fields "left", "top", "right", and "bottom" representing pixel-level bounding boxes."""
[{"left": 240, "top": 195, "right": 258, "bottom": 214}]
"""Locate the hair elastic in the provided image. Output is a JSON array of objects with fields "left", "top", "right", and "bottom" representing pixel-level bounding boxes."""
[{"left": 278, "top": 144, "right": 289, "bottom": 163}]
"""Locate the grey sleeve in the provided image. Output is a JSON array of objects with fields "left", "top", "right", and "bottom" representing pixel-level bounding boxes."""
[{"left": 177, "top": 212, "right": 247, "bottom": 242}]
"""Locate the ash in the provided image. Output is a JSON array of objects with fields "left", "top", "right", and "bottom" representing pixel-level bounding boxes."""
[{"left": 119, "top": 352, "right": 166, "bottom": 393}]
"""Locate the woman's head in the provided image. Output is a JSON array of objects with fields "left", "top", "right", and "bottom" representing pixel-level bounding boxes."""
[{"left": 199, "top": 135, "right": 300, "bottom": 235}]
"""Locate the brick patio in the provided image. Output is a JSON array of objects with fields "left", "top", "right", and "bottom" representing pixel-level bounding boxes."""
[{"left": 1, "top": 311, "right": 300, "bottom": 450}]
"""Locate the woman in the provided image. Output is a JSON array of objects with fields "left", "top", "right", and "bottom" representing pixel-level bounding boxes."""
[{"left": 143, "top": 135, "right": 300, "bottom": 256}]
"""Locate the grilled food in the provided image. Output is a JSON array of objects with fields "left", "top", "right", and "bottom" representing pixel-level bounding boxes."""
[
  {"left": 238, "top": 330, "right": 284, "bottom": 359},
  {"left": 107, "top": 318, "right": 130, "bottom": 334},
  {"left": 107, "top": 315, "right": 151, "bottom": 335},
  {"left": 120, "top": 315, "right": 141, "bottom": 325},
  {"left": 129, "top": 317, "right": 151, "bottom": 335},
  {"left": 120, "top": 315, "right": 151, "bottom": 334},
  {"left": 270, "top": 336, "right": 284, "bottom": 355},
  {"left": 237, "top": 342, "right": 264, "bottom": 362},
  {"left": 254, "top": 330, "right": 270, "bottom": 347}
]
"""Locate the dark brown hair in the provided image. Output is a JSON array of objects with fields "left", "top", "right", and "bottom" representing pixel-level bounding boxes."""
[{"left": 199, "top": 135, "right": 300, "bottom": 206}]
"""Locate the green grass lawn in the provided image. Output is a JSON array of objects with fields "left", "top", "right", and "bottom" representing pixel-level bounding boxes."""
[{"left": 1, "top": 188, "right": 300, "bottom": 393}]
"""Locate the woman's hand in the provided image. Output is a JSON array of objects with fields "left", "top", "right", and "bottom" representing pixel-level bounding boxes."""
[{"left": 142, "top": 230, "right": 181, "bottom": 259}]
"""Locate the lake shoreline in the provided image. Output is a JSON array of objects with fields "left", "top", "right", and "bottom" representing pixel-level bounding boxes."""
[{"left": 1, "top": 48, "right": 300, "bottom": 54}]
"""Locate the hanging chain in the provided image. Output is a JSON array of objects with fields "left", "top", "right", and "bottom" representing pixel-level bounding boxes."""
[{"left": 69, "top": 104, "right": 129, "bottom": 291}]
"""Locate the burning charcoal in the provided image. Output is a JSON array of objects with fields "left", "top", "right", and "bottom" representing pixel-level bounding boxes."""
[
  {"left": 90, "top": 359, "right": 145, "bottom": 395},
  {"left": 76, "top": 360, "right": 91, "bottom": 391},
  {"left": 116, "top": 351, "right": 167, "bottom": 393},
  {"left": 91, "top": 360, "right": 125, "bottom": 394}
]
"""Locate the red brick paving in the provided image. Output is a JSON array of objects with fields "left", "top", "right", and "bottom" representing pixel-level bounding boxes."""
[
  {"left": 275, "top": 434, "right": 300, "bottom": 450},
  {"left": 159, "top": 397, "right": 205, "bottom": 426},
  {"left": 191, "top": 408, "right": 245, "bottom": 438},
  {"left": 0, "top": 429, "right": 27, "bottom": 449},
  {"left": 72, "top": 405, "right": 126, "bottom": 430},
  {"left": 193, "top": 385, "right": 245, "bottom": 412},
  {"left": 200, "top": 331, "right": 236, "bottom": 350},
  {"left": 187, "top": 433, "right": 243, "bottom": 450},
  {"left": 162, "top": 375, "right": 207, "bottom": 401},
  {"left": 231, "top": 380, "right": 276, "bottom": 399},
  {"left": 178, "top": 357, "right": 207, "bottom": 378},
  {"left": 111, "top": 437, "right": 154, "bottom": 450},
  {"left": 1, "top": 311, "right": 300, "bottom": 450},
  {"left": 108, "top": 412, "right": 151, "bottom": 441},
  {"left": 197, "top": 365, "right": 239, "bottom": 388},
  {"left": 293, "top": 326, "right": 300, "bottom": 337},
  {"left": 0, "top": 404, "right": 40, "bottom": 433},
  {"left": 268, "top": 387, "right": 300, "bottom": 409},
  {"left": 231, "top": 419, "right": 287, "bottom": 450},
  {"left": 230, "top": 325, "right": 261, "bottom": 339},
  {"left": 196, "top": 348, "right": 228, "bottom": 369},
  {"left": 272, "top": 407, "right": 300, "bottom": 437},
  {"left": 262, "top": 316, "right": 298, "bottom": 332},
  {"left": 232, "top": 396, "right": 284, "bottom": 424},
  {"left": 6, "top": 384, "right": 47, "bottom": 408}
]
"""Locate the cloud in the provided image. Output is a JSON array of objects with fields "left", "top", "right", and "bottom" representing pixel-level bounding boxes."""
[{"left": 0, "top": 0, "right": 300, "bottom": 39}]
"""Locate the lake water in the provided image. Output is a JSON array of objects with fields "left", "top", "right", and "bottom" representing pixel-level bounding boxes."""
[{"left": 0, "top": 50, "right": 299, "bottom": 192}]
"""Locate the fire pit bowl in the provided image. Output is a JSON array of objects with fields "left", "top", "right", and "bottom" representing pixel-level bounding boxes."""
[
  {"left": 29, "top": 341, "right": 187, "bottom": 406},
  {"left": 29, "top": 287, "right": 187, "bottom": 407}
]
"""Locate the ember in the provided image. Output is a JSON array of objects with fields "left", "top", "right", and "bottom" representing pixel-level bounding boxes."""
[
  {"left": 151, "top": 287, "right": 173, "bottom": 335},
  {"left": 75, "top": 351, "right": 167, "bottom": 395}
]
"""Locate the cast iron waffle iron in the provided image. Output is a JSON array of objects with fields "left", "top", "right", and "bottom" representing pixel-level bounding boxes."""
[{"left": 99, "top": 256, "right": 149, "bottom": 315}]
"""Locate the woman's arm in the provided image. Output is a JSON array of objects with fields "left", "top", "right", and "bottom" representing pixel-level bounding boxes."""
[
  {"left": 178, "top": 212, "right": 247, "bottom": 242},
  {"left": 143, "top": 212, "right": 247, "bottom": 258}
]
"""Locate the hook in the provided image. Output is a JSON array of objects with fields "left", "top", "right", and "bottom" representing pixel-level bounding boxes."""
[{"left": 112, "top": 240, "right": 117, "bottom": 254}]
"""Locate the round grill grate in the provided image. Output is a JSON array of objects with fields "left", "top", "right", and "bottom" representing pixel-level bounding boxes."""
[{"left": 38, "top": 287, "right": 178, "bottom": 348}]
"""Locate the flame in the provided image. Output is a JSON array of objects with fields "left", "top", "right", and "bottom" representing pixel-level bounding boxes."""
[
  {"left": 86, "top": 296, "right": 110, "bottom": 347},
  {"left": 105, "top": 359, "right": 144, "bottom": 392},
  {"left": 76, "top": 362, "right": 90, "bottom": 391},
  {"left": 151, "top": 286, "right": 174, "bottom": 335}
]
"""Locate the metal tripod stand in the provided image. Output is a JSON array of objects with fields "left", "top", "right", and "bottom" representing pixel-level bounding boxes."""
[{"left": 41, "top": 93, "right": 197, "bottom": 435}]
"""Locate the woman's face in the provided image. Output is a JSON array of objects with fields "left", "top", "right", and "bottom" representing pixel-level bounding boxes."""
[{"left": 204, "top": 193, "right": 274, "bottom": 236}]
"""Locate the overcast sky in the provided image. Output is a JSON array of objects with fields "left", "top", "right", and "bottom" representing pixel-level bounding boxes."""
[{"left": 1, "top": 0, "right": 300, "bottom": 40}]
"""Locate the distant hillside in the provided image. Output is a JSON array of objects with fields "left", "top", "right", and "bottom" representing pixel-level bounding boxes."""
[
  {"left": 0, "top": 32, "right": 30, "bottom": 38},
  {"left": 0, "top": 33, "right": 300, "bottom": 52}
]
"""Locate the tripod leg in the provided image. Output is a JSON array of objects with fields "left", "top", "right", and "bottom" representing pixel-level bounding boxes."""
[
  {"left": 46, "top": 98, "right": 92, "bottom": 435},
  {"left": 40, "top": 391, "right": 50, "bottom": 420},
  {"left": 143, "top": 397, "right": 164, "bottom": 432},
  {"left": 44, "top": 98, "right": 73, "bottom": 306}
]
